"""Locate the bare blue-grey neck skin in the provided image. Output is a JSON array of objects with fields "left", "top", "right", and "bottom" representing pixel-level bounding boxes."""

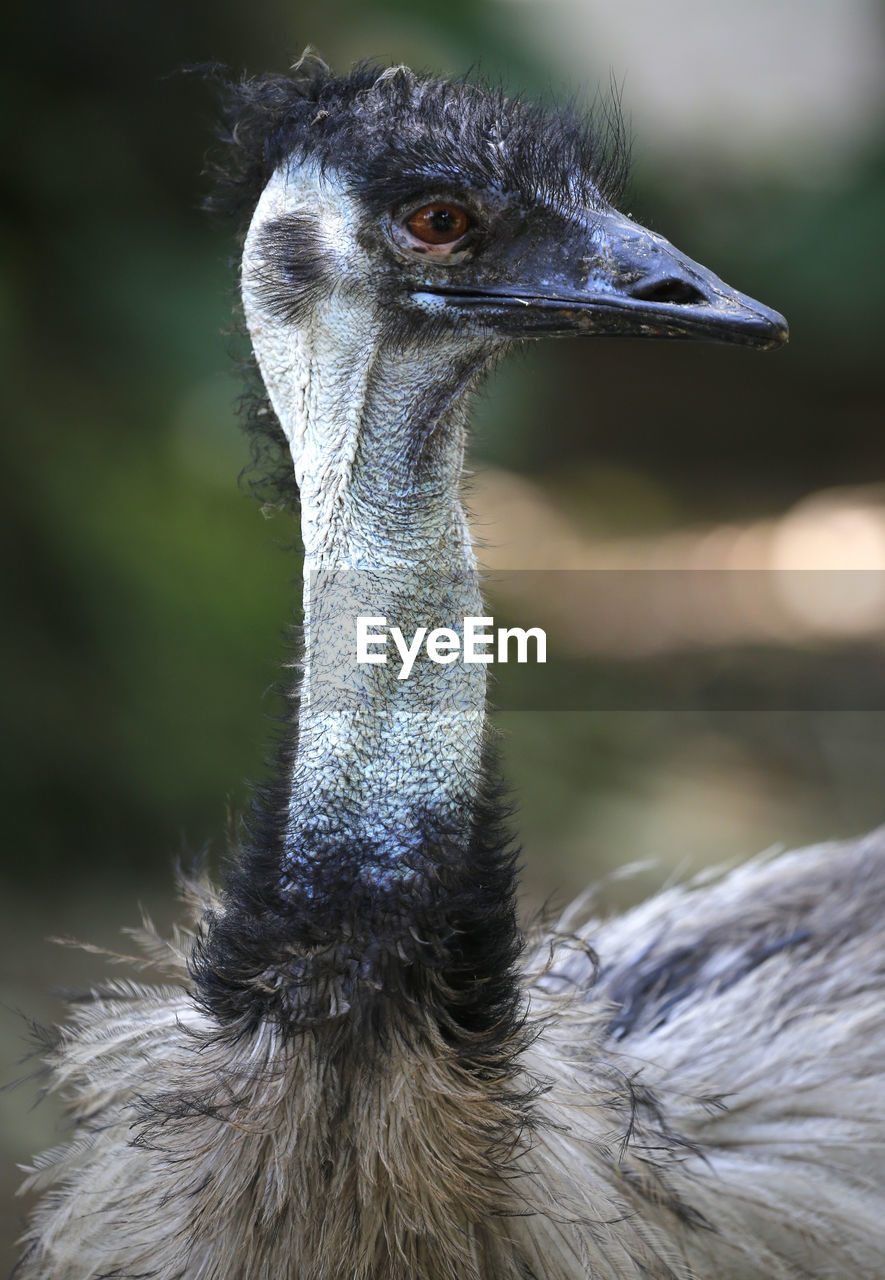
[{"left": 242, "top": 163, "right": 502, "bottom": 894}]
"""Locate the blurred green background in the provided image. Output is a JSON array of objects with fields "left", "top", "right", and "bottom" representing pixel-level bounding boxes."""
[{"left": 2, "top": 0, "right": 884, "bottom": 1262}]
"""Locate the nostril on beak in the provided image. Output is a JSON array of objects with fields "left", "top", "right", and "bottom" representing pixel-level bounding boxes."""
[{"left": 629, "top": 277, "right": 708, "bottom": 306}]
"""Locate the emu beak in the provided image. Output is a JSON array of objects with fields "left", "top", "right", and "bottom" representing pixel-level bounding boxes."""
[{"left": 422, "top": 210, "right": 788, "bottom": 350}]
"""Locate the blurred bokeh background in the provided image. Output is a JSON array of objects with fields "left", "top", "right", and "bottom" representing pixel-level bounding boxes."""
[{"left": 2, "top": 0, "right": 884, "bottom": 1261}]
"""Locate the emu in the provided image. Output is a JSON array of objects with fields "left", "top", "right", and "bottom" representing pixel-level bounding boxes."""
[{"left": 17, "top": 56, "right": 885, "bottom": 1280}]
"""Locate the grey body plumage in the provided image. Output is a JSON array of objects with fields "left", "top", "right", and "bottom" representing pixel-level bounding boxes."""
[{"left": 16, "top": 56, "right": 885, "bottom": 1280}]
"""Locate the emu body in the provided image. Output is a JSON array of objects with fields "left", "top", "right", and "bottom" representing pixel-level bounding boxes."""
[{"left": 17, "top": 58, "right": 885, "bottom": 1280}]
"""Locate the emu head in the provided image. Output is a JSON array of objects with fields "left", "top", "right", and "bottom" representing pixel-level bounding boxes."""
[{"left": 226, "top": 59, "right": 787, "bottom": 497}]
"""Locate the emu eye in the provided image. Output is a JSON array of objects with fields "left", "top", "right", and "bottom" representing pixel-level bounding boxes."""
[{"left": 403, "top": 203, "right": 472, "bottom": 249}]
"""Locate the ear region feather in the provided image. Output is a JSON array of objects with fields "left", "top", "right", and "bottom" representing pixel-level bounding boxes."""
[{"left": 247, "top": 213, "right": 334, "bottom": 326}]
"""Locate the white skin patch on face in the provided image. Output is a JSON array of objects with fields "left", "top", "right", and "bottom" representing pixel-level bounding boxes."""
[
  {"left": 410, "top": 291, "right": 452, "bottom": 313},
  {"left": 242, "top": 163, "right": 370, "bottom": 491}
]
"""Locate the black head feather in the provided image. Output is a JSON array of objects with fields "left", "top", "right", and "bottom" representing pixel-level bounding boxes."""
[{"left": 205, "top": 51, "right": 630, "bottom": 234}]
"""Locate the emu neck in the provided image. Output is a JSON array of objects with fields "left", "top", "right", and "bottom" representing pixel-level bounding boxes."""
[
  {"left": 209, "top": 189, "right": 521, "bottom": 1036},
  {"left": 279, "top": 316, "right": 491, "bottom": 892}
]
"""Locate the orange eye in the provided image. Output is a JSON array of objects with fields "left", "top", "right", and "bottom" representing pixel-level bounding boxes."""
[{"left": 405, "top": 203, "right": 471, "bottom": 247}]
